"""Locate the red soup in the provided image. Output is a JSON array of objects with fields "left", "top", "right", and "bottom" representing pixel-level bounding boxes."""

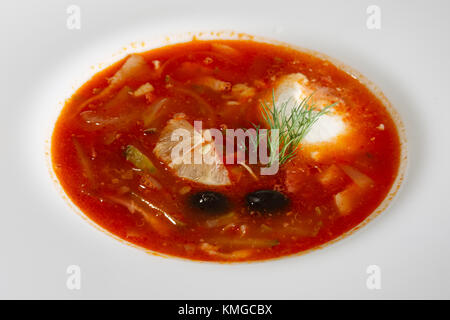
[{"left": 51, "top": 40, "right": 401, "bottom": 262}]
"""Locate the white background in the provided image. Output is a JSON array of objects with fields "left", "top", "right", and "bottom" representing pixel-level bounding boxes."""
[{"left": 1, "top": 0, "right": 449, "bottom": 299}]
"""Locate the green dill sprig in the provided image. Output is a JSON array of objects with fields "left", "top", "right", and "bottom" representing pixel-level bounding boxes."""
[{"left": 255, "top": 90, "right": 336, "bottom": 166}]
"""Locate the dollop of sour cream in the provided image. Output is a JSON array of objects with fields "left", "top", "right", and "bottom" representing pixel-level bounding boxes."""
[{"left": 270, "top": 73, "right": 347, "bottom": 145}]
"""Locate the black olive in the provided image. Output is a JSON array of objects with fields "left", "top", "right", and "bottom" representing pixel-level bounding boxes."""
[
  {"left": 189, "top": 191, "right": 229, "bottom": 214},
  {"left": 246, "top": 190, "right": 289, "bottom": 213}
]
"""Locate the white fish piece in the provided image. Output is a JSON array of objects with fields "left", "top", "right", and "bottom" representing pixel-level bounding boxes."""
[{"left": 154, "top": 118, "right": 231, "bottom": 186}]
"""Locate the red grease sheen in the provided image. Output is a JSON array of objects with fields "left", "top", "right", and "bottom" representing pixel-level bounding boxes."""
[{"left": 51, "top": 40, "right": 401, "bottom": 262}]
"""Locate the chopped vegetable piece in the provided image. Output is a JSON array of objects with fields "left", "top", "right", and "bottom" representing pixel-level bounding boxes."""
[
  {"left": 205, "top": 211, "right": 236, "bottom": 228},
  {"left": 318, "top": 164, "right": 346, "bottom": 186},
  {"left": 133, "top": 82, "right": 154, "bottom": 97},
  {"left": 130, "top": 192, "right": 186, "bottom": 226},
  {"left": 334, "top": 184, "right": 361, "bottom": 215},
  {"left": 237, "top": 162, "right": 258, "bottom": 180},
  {"left": 125, "top": 145, "right": 156, "bottom": 173},
  {"left": 210, "top": 43, "right": 241, "bottom": 58},
  {"left": 194, "top": 76, "right": 231, "bottom": 91},
  {"left": 200, "top": 243, "right": 253, "bottom": 260},
  {"left": 170, "top": 87, "right": 216, "bottom": 120},
  {"left": 142, "top": 98, "right": 170, "bottom": 127},
  {"left": 72, "top": 137, "right": 96, "bottom": 187},
  {"left": 105, "top": 194, "right": 170, "bottom": 235},
  {"left": 231, "top": 83, "right": 256, "bottom": 99},
  {"left": 209, "top": 237, "right": 280, "bottom": 249},
  {"left": 143, "top": 128, "right": 157, "bottom": 134},
  {"left": 340, "top": 165, "right": 373, "bottom": 188},
  {"left": 140, "top": 174, "right": 162, "bottom": 190},
  {"left": 70, "top": 55, "right": 153, "bottom": 117}
]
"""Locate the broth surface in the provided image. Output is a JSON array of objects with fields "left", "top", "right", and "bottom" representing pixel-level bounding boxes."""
[{"left": 52, "top": 40, "right": 401, "bottom": 261}]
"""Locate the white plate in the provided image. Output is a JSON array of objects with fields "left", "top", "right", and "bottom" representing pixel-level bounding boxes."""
[{"left": 1, "top": 0, "right": 449, "bottom": 299}]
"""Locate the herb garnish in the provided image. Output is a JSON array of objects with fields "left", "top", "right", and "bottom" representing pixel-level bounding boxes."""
[{"left": 254, "top": 91, "right": 336, "bottom": 166}]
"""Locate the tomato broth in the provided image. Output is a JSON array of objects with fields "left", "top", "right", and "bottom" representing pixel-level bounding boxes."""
[{"left": 51, "top": 40, "right": 401, "bottom": 262}]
